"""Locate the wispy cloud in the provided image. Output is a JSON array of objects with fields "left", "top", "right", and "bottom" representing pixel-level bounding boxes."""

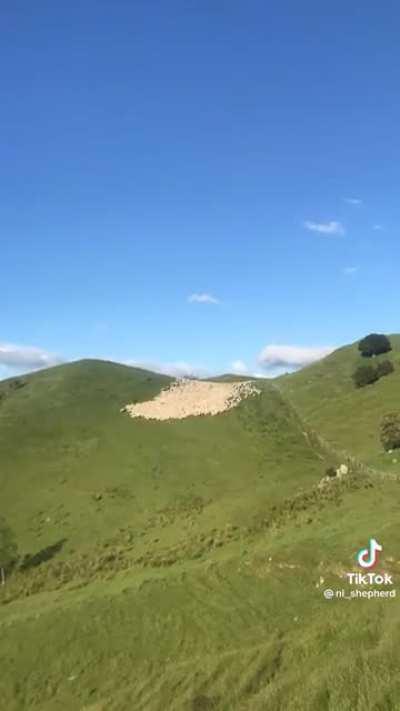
[
  {"left": 0, "top": 342, "right": 64, "bottom": 371},
  {"left": 188, "top": 292, "right": 220, "bottom": 305},
  {"left": 373, "top": 224, "right": 384, "bottom": 231},
  {"left": 258, "top": 344, "right": 334, "bottom": 370},
  {"left": 127, "top": 359, "right": 209, "bottom": 378},
  {"left": 343, "top": 266, "right": 359, "bottom": 276},
  {"left": 230, "top": 359, "right": 248, "bottom": 375},
  {"left": 344, "top": 197, "right": 363, "bottom": 206},
  {"left": 304, "top": 220, "right": 345, "bottom": 236}
]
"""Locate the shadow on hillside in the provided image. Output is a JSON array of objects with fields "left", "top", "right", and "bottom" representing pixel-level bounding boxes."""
[{"left": 19, "top": 538, "right": 67, "bottom": 571}]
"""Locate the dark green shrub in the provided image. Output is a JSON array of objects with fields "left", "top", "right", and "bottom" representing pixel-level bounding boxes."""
[
  {"left": 0, "top": 518, "right": 18, "bottom": 580},
  {"left": 358, "top": 333, "right": 392, "bottom": 358},
  {"left": 325, "top": 466, "right": 337, "bottom": 478},
  {"left": 7, "top": 378, "right": 27, "bottom": 391},
  {"left": 376, "top": 360, "right": 395, "bottom": 378},
  {"left": 380, "top": 412, "right": 400, "bottom": 451},
  {"left": 352, "top": 365, "right": 379, "bottom": 388}
]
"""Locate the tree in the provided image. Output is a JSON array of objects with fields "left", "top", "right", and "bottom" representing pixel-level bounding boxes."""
[
  {"left": 352, "top": 364, "right": 379, "bottom": 388},
  {"left": 358, "top": 333, "right": 392, "bottom": 358},
  {"left": 0, "top": 517, "right": 18, "bottom": 585},
  {"left": 380, "top": 412, "right": 400, "bottom": 451},
  {"left": 376, "top": 360, "right": 395, "bottom": 378}
]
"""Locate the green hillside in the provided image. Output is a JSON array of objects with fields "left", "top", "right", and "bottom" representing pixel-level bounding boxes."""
[
  {"left": 0, "top": 359, "right": 326, "bottom": 558},
  {"left": 1, "top": 352, "right": 400, "bottom": 710},
  {"left": 209, "top": 373, "right": 260, "bottom": 382},
  {"left": 277, "top": 334, "right": 400, "bottom": 471}
]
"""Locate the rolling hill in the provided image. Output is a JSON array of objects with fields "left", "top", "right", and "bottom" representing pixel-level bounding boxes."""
[
  {"left": 276, "top": 333, "right": 400, "bottom": 471},
  {"left": 1, "top": 343, "right": 400, "bottom": 710},
  {"left": 0, "top": 359, "right": 328, "bottom": 557}
]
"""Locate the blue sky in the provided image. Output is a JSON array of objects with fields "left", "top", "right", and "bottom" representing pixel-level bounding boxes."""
[{"left": 2, "top": 1, "right": 400, "bottom": 379}]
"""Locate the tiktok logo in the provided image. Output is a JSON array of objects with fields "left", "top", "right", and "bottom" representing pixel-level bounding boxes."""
[{"left": 357, "top": 538, "right": 383, "bottom": 569}]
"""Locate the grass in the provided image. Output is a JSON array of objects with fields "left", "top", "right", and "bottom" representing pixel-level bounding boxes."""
[
  {"left": 276, "top": 334, "right": 400, "bottom": 471},
  {"left": 1, "top": 347, "right": 400, "bottom": 709},
  {"left": 0, "top": 360, "right": 326, "bottom": 556},
  {"left": 1, "top": 474, "right": 400, "bottom": 710}
]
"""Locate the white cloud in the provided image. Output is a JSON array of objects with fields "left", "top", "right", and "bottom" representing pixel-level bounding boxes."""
[
  {"left": 230, "top": 360, "right": 248, "bottom": 375},
  {"left": 127, "top": 359, "right": 209, "bottom": 378},
  {"left": 373, "top": 224, "right": 384, "bottom": 231},
  {"left": 0, "top": 342, "right": 63, "bottom": 371},
  {"left": 304, "top": 220, "right": 345, "bottom": 236},
  {"left": 258, "top": 344, "right": 335, "bottom": 370},
  {"left": 343, "top": 266, "right": 359, "bottom": 275},
  {"left": 188, "top": 293, "right": 220, "bottom": 305},
  {"left": 344, "top": 197, "right": 362, "bottom": 205}
]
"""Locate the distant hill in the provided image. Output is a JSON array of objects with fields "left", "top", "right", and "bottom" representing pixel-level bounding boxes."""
[{"left": 208, "top": 373, "right": 261, "bottom": 382}]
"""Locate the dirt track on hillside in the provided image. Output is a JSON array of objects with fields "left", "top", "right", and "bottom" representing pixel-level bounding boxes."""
[{"left": 121, "top": 379, "right": 261, "bottom": 421}]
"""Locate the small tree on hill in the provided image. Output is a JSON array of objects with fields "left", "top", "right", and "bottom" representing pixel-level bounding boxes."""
[
  {"left": 376, "top": 360, "right": 395, "bottom": 378},
  {"left": 352, "top": 364, "right": 379, "bottom": 388},
  {"left": 358, "top": 334, "right": 392, "bottom": 358},
  {"left": 0, "top": 517, "right": 18, "bottom": 585},
  {"left": 380, "top": 412, "right": 400, "bottom": 451}
]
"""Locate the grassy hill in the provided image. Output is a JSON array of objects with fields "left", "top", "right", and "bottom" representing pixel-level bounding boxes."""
[
  {"left": 276, "top": 334, "right": 400, "bottom": 472},
  {"left": 0, "top": 359, "right": 327, "bottom": 559},
  {"left": 209, "top": 373, "right": 260, "bottom": 382},
  {"left": 1, "top": 351, "right": 400, "bottom": 710}
]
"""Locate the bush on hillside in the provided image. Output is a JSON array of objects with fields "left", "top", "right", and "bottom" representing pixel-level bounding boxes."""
[
  {"left": 11, "top": 378, "right": 27, "bottom": 390},
  {"left": 380, "top": 412, "right": 400, "bottom": 451},
  {"left": 0, "top": 517, "right": 18, "bottom": 582},
  {"left": 352, "top": 364, "right": 379, "bottom": 388},
  {"left": 376, "top": 360, "right": 395, "bottom": 378},
  {"left": 358, "top": 333, "right": 392, "bottom": 358},
  {"left": 325, "top": 466, "right": 337, "bottom": 478}
]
